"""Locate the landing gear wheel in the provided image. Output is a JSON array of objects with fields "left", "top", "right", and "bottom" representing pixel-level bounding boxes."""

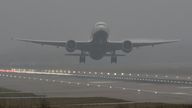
[
  {"left": 80, "top": 55, "right": 86, "bottom": 64},
  {"left": 111, "top": 56, "right": 117, "bottom": 64}
]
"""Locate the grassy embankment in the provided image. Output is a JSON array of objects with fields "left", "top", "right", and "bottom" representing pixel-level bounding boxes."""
[{"left": 0, "top": 87, "right": 192, "bottom": 108}]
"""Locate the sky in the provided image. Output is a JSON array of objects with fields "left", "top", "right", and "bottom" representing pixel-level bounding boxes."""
[{"left": 0, "top": 0, "right": 192, "bottom": 68}]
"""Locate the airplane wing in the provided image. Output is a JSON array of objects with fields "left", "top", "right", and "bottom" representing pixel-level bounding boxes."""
[
  {"left": 15, "top": 38, "right": 179, "bottom": 52},
  {"left": 131, "top": 39, "right": 179, "bottom": 48},
  {"left": 14, "top": 38, "right": 89, "bottom": 50},
  {"left": 15, "top": 38, "right": 66, "bottom": 47},
  {"left": 107, "top": 39, "right": 179, "bottom": 51}
]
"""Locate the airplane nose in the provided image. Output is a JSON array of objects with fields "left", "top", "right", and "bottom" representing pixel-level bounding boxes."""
[
  {"left": 97, "top": 25, "right": 105, "bottom": 28},
  {"left": 95, "top": 22, "right": 107, "bottom": 28}
]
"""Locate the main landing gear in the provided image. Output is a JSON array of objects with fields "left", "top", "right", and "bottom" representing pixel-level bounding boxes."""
[
  {"left": 79, "top": 51, "right": 86, "bottom": 64},
  {"left": 111, "top": 51, "right": 117, "bottom": 64},
  {"left": 111, "top": 56, "right": 117, "bottom": 64}
]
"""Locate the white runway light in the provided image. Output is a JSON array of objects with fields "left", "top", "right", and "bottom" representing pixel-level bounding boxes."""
[
  {"left": 154, "top": 91, "right": 158, "bottom": 94},
  {"left": 86, "top": 83, "right": 90, "bottom": 86},
  {"left": 68, "top": 70, "right": 71, "bottom": 74},
  {"left": 73, "top": 71, "right": 76, "bottom": 74},
  {"left": 137, "top": 89, "right": 141, "bottom": 92},
  {"left": 137, "top": 74, "right": 140, "bottom": 77}
]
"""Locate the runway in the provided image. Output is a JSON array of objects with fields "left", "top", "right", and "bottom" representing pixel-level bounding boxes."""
[{"left": 0, "top": 69, "right": 192, "bottom": 103}]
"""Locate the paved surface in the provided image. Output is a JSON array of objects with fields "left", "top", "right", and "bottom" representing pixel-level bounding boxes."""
[{"left": 0, "top": 70, "right": 192, "bottom": 103}]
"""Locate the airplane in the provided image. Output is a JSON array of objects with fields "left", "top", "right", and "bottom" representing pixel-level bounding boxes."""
[{"left": 15, "top": 22, "right": 179, "bottom": 64}]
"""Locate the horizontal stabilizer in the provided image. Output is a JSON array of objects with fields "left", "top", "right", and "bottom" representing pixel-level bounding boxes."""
[
  {"left": 65, "top": 53, "right": 126, "bottom": 56},
  {"left": 65, "top": 54, "right": 89, "bottom": 56},
  {"left": 105, "top": 54, "right": 126, "bottom": 56}
]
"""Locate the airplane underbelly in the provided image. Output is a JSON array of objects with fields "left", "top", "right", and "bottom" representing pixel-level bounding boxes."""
[{"left": 89, "top": 46, "right": 105, "bottom": 60}]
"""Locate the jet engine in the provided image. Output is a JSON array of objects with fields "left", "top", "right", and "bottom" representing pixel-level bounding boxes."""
[
  {"left": 66, "top": 40, "right": 76, "bottom": 52},
  {"left": 122, "top": 40, "right": 133, "bottom": 53}
]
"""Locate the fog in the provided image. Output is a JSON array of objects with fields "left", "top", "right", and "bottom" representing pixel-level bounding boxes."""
[{"left": 0, "top": 0, "right": 192, "bottom": 68}]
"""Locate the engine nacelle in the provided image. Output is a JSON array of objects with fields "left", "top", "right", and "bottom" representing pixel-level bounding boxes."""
[
  {"left": 66, "top": 40, "right": 76, "bottom": 52},
  {"left": 122, "top": 40, "right": 133, "bottom": 53}
]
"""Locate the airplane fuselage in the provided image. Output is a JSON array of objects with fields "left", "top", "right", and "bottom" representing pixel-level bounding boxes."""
[{"left": 89, "top": 22, "right": 109, "bottom": 60}]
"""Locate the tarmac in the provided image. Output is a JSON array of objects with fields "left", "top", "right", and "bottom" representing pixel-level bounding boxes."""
[{"left": 0, "top": 69, "right": 192, "bottom": 103}]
